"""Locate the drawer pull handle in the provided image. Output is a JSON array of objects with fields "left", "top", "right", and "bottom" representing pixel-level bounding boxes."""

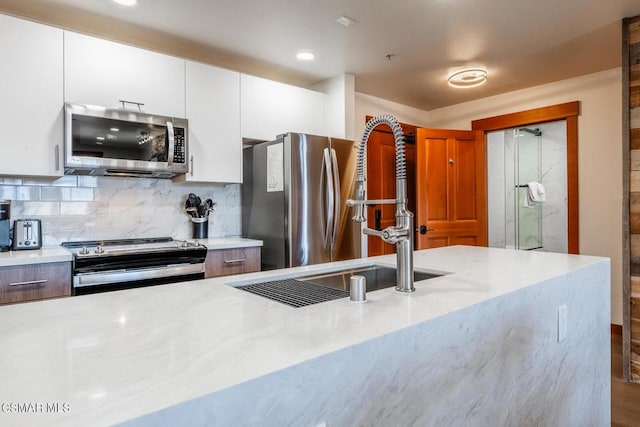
[
  {"left": 224, "top": 259, "right": 246, "bottom": 265},
  {"left": 9, "top": 279, "right": 48, "bottom": 287}
]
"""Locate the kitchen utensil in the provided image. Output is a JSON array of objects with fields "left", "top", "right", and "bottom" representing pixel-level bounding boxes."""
[
  {"left": 185, "top": 207, "right": 198, "bottom": 218},
  {"left": 198, "top": 201, "right": 207, "bottom": 218},
  {"left": 207, "top": 201, "right": 217, "bottom": 217},
  {"left": 187, "top": 193, "right": 199, "bottom": 209},
  {"left": 185, "top": 194, "right": 215, "bottom": 220}
]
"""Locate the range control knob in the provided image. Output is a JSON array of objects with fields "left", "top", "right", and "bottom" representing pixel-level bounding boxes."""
[
  {"left": 79, "top": 246, "right": 89, "bottom": 255},
  {"left": 94, "top": 245, "right": 104, "bottom": 254}
]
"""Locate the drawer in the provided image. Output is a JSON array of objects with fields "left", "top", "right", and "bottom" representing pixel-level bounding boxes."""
[
  {"left": 0, "top": 262, "right": 72, "bottom": 305},
  {"left": 205, "top": 247, "right": 260, "bottom": 278}
]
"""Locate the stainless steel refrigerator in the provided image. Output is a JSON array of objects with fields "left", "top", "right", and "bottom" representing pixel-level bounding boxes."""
[{"left": 242, "top": 133, "right": 361, "bottom": 270}]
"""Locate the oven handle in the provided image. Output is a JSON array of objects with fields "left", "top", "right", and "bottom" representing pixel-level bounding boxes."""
[{"left": 73, "top": 263, "right": 204, "bottom": 288}]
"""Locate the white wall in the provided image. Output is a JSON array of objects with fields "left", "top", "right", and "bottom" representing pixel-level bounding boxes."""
[
  {"left": 429, "top": 68, "right": 623, "bottom": 325},
  {"left": 354, "top": 92, "right": 430, "bottom": 136},
  {"left": 313, "top": 74, "right": 356, "bottom": 140}
]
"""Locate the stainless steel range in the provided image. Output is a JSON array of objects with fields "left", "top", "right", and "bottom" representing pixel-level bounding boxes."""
[{"left": 61, "top": 237, "right": 207, "bottom": 295}]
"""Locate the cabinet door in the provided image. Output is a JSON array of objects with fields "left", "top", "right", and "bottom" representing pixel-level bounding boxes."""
[
  {"left": 240, "top": 74, "right": 326, "bottom": 140},
  {"left": 64, "top": 32, "right": 185, "bottom": 118},
  {"left": 0, "top": 15, "right": 63, "bottom": 177},
  {"left": 178, "top": 61, "right": 241, "bottom": 183},
  {"left": 0, "top": 262, "right": 71, "bottom": 305},
  {"left": 205, "top": 247, "right": 261, "bottom": 278}
]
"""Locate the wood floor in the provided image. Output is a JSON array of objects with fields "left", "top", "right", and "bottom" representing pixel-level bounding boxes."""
[{"left": 612, "top": 333, "right": 640, "bottom": 426}]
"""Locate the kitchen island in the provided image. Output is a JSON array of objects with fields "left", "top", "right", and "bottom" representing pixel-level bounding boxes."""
[{"left": 0, "top": 246, "right": 610, "bottom": 426}]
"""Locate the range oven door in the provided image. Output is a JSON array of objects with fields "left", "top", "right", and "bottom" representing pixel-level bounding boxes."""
[
  {"left": 73, "top": 263, "right": 205, "bottom": 295},
  {"left": 71, "top": 244, "right": 208, "bottom": 295}
]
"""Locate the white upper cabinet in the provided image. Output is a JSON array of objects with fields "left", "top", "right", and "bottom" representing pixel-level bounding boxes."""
[
  {"left": 0, "top": 14, "right": 64, "bottom": 178},
  {"left": 64, "top": 32, "right": 186, "bottom": 118},
  {"left": 176, "top": 61, "right": 241, "bottom": 183},
  {"left": 240, "top": 74, "right": 326, "bottom": 141}
]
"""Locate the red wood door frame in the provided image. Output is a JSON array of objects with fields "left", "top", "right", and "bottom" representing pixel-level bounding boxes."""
[{"left": 471, "top": 101, "right": 580, "bottom": 254}]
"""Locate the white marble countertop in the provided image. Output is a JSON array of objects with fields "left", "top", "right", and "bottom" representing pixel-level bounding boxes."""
[
  {"left": 191, "top": 237, "right": 263, "bottom": 249},
  {"left": 0, "top": 238, "right": 261, "bottom": 268},
  {"left": 0, "top": 246, "right": 72, "bottom": 267},
  {"left": 0, "top": 246, "right": 607, "bottom": 426}
]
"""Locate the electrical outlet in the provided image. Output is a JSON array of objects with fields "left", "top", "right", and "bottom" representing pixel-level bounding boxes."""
[{"left": 558, "top": 305, "right": 568, "bottom": 342}]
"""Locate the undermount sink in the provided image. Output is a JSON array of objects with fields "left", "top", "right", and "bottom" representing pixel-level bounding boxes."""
[
  {"left": 234, "top": 265, "right": 444, "bottom": 308},
  {"left": 299, "top": 265, "right": 442, "bottom": 292}
]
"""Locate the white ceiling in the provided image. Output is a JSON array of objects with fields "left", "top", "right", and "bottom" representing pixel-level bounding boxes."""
[{"left": 4, "top": 0, "right": 640, "bottom": 110}]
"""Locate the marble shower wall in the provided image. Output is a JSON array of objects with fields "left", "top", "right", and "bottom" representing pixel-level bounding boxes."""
[
  {"left": 0, "top": 176, "right": 241, "bottom": 245},
  {"left": 487, "top": 121, "right": 568, "bottom": 253},
  {"left": 539, "top": 121, "right": 568, "bottom": 253}
]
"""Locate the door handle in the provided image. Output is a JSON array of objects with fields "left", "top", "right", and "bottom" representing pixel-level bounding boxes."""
[
  {"left": 322, "top": 148, "right": 335, "bottom": 247},
  {"left": 9, "top": 279, "right": 48, "bottom": 287},
  {"left": 167, "top": 121, "right": 175, "bottom": 166},
  {"left": 329, "top": 148, "right": 340, "bottom": 248},
  {"left": 417, "top": 225, "right": 429, "bottom": 234}
]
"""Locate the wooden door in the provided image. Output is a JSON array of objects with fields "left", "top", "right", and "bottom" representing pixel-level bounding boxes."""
[
  {"left": 366, "top": 120, "right": 417, "bottom": 256},
  {"left": 415, "top": 129, "right": 487, "bottom": 249}
]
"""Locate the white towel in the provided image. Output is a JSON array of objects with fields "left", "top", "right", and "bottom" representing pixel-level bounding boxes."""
[{"left": 524, "top": 181, "right": 546, "bottom": 208}]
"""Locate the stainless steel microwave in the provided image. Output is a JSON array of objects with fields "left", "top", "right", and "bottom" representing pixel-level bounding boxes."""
[{"left": 64, "top": 103, "right": 188, "bottom": 178}]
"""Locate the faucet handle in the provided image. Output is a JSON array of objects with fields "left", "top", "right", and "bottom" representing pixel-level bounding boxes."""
[
  {"left": 363, "top": 227, "right": 384, "bottom": 238},
  {"left": 364, "top": 226, "right": 409, "bottom": 244}
]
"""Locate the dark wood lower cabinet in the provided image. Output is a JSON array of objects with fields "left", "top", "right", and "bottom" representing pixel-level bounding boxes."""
[
  {"left": 0, "top": 262, "right": 72, "bottom": 305},
  {"left": 204, "top": 247, "right": 261, "bottom": 278}
]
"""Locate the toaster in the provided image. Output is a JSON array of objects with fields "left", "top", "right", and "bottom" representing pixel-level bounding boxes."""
[{"left": 12, "top": 219, "right": 42, "bottom": 250}]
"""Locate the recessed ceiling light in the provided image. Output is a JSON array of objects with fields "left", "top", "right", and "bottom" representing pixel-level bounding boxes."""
[
  {"left": 447, "top": 68, "right": 488, "bottom": 89},
  {"left": 110, "top": 127, "right": 119, "bottom": 132},
  {"left": 112, "top": 0, "right": 138, "bottom": 6},
  {"left": 296, "top": 51, "right": 316, "bottom": 61},
  {"left": 96, "top": 136, "right": 105, "bottom": 140}
]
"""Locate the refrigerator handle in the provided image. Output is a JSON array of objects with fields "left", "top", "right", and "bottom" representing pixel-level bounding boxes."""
[
  {"left": 330, "top": 148, "right": 340, "bottom": 248},
  {"left": 322, "top": 148, "right": 335, "bottom": 247}
]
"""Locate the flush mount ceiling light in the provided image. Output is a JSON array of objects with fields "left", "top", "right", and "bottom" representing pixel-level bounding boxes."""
[
  {"left": 111, "top": 0, "right": 138, "bottom": 6},
  {"left": 296, "top": 51, "right": 316, "bottom": 61},
  {"left": 447, "top": 68, "right": 488, "bottom": 89},
  {"left": 336, "top": 15, "right": 357, "bottom": 27}
]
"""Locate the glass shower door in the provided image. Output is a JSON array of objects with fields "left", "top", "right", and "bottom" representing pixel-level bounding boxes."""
[{"left": 515, "top": 129, "right": 542, "bottom": 250}]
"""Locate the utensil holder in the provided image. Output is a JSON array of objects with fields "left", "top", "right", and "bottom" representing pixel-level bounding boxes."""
[{"left": 191, "top": 217, "right": 208, "bottom": 239}]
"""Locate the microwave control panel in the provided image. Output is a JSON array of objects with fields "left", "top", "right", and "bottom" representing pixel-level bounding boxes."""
[{"left": 174, "top": 128, "right": 186, "bottom": 164}]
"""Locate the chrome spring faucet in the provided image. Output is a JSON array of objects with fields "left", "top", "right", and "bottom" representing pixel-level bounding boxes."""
[{"left": 347, "top": 114, "right": 415, "bottom": 292}]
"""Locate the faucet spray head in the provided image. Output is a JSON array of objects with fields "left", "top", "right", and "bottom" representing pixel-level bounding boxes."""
[{"left": 352, "top": 181, "right": 366, "bottom": 222}]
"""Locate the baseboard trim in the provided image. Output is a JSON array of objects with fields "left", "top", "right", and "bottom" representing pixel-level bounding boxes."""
[{"left": 612, "top": 323, "right": 622, "bottom": 336}]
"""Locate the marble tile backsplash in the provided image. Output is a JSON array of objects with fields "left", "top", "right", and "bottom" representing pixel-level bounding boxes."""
[{"left": 0, "top": 176, "right": 241, "bottom": 245}]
